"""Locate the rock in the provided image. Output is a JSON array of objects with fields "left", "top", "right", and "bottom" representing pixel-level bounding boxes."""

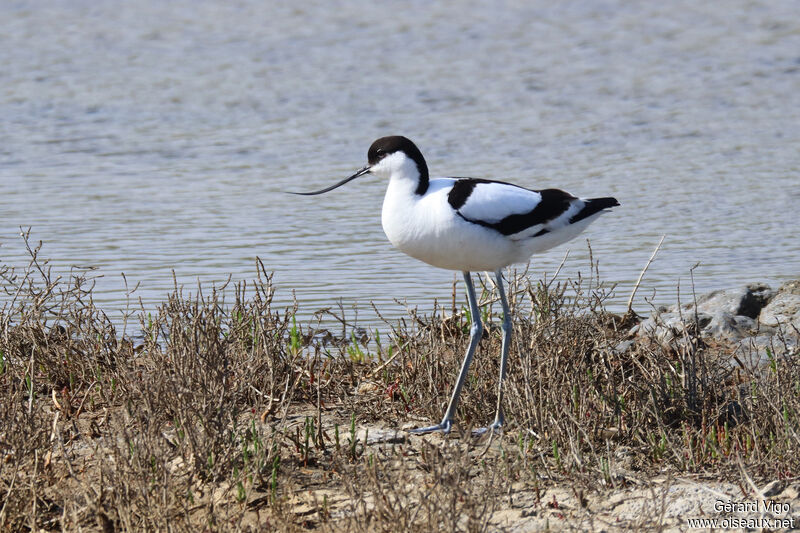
[
  {"left": 355, "top": 428, "right": 406, "bottom": 445},
  {"left": 702, "top": 312, "right": 757, "bottom": 341},
  {"left": 680, "top": 283, "right": 775, "bottom": 319},
  {"left": 635, "top": 311, "right": 716, "bottom": 345},
  {"left": 634, "top": 311, "right": 750, "bottom": 345},
  {"left": 734, "top": 334, "right": 799, "bottom": 367},
  {"left": 759, "top": 283, "right": 800, "bottom": 336},
  {"left": 630, "top": 281, "right": 800, "bottom": 367},
  {"left": 613, "top": 339, "right": 635, "bottom": 354},
  {"left": 783, "top": 482, "right": 800, "bottom": 501},
  {"left": 635, "top": 283, "right": 780, "bottom": 344},
  {"left": 776, "top": 279, "right": 800, "bottom": 295},
  {"left": 762, "top": 480, "right": 786, "bottom": 498},
  {"left": 634, "top": 312, "right": 673, "bottom": 344},
  {"left": 355, "top": 381, "right": 381, "bottom": 394}
]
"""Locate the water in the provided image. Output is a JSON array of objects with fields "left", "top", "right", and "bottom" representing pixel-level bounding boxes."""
[{"left": 1, "top": 0, "right": 799, "bottom": 328}]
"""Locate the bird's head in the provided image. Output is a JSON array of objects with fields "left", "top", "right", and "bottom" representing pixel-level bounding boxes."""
[{"left": 288, "top": 135, "right": 428, "bottom": 196}]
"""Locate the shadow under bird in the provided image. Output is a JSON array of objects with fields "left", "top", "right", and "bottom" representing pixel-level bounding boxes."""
[{"left": 289, "top": 136, "right": 619, "bottom": 435}]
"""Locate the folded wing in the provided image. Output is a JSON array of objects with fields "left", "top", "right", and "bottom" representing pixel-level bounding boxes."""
[{"left": 451, "top": 178, "right": 594, "bottom": 239}]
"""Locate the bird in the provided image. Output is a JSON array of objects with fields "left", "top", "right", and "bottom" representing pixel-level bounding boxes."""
[{"left": 290, "top": 135, "right": 619, "bottom": 435}]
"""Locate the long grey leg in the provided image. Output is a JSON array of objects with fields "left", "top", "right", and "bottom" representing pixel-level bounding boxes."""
[
  {"left": 410, "top": 271, "right": 483, "bottom": 434},
  {"left": 474, "top": 269, "right": 511, "bottom": 435}
]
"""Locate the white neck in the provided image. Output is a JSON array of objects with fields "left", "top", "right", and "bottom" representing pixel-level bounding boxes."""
[{"left": 371, "top": 152, "right": 426, "bottom": 197}]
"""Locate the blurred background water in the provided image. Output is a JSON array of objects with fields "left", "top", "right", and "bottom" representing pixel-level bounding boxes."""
[{"left": 1, "top": 0, "right": 798, "bottom": 329}]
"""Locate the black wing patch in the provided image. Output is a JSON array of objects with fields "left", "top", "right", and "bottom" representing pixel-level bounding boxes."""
[
  {"left": 447, "top": 179, "right": 479, "bottom": 209},
  {"left": 455, "top": 187, "right": 576, "bottom": 236},
  {"left": 446, "top": 178, "right": 524, "bottom": 210}
]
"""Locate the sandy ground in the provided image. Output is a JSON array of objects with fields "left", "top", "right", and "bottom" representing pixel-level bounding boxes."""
[{"left": 264, "top": 414, "right": 800, "bottom": 532}]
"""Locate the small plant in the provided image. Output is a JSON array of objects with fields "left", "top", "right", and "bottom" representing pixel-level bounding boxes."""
[
  {"left": 552, "top": 439, "right": 561, "bottom": 470},
  {"left": 289, "top": 315, "right": 301, "bottom": 356},
  {"left": 236, "top": 481, "right": 246, "bottom": 503},
  {"left": 373, "top": 328, "right": 383, "bottom": 363},
  {"left": 303, "top": 416, "right": 316, "bottom": 466},
  {"left": 600, "top": 457, "right": 611, "bottom": 485},
  {"left": 348, "top": 412, "right": 359, "bottom": 460},
  {"left": 346, "top": 331, "right": 367, "bottom": 363}
]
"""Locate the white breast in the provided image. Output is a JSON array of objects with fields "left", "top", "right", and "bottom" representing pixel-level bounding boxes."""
[{"left": 381, "top": 178, "right": 521, "bottom": 271}]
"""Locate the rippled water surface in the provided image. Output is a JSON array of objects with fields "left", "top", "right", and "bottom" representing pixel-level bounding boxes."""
[{"left": 2, "top": 1, "right": 799, "bottom": 327}]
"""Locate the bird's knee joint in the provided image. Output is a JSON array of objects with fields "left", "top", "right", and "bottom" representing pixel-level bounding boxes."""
[{"left": 470, "top": 322, "right": 483, "bottom": 338}]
